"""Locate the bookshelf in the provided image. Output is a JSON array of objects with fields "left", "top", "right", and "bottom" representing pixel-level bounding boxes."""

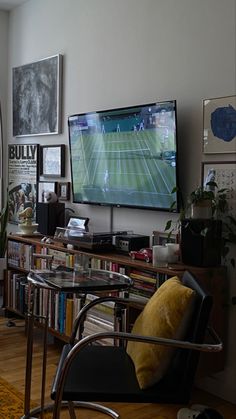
[{"left": 5, "top": 233, "right": 227, "bottom": 364}]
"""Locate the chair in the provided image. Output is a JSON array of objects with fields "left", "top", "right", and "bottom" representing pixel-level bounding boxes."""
[{"left": 50, "top": 271, "right": 222, "bottom": 419}]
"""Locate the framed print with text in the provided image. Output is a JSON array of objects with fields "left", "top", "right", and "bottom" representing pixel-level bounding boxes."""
[
  {"left": 40, "top": 144, "right": 65, "bottom": 177},
  {"left": 8, "top": 144, "right": 38, "bottom": 223},
  {"left": 203, "top": 95, "right": 236, "bottom": 154},
  {"left": 202, "top": 161, "right": 236, "bottom": 216},
  {"left": 13, "top": 54, "right": 62, "bottom": 137}
]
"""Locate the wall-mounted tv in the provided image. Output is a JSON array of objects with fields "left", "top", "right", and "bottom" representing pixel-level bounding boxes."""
[{"left": 68, "top": 100, "right": 179, "bottom": 212}]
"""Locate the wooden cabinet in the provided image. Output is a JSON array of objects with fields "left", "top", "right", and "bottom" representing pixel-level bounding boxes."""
[{"left": 5, "top": 233, "right": 227, "bottom": 368}]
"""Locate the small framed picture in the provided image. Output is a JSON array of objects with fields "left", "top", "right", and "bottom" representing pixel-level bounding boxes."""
[
  {"left": 40, "top": 144, "right": 65, "bottom": 177},
  {"left": 38, "top": 181, "right": 57, "bottom": 203},
  {"left": 58, "top": 182, "right": 70, "bottom": 201},
  {"left": 202, "top": 161, "right": 236, "bottom": 216},
  {"left": 203, "top": 95, "right": 236, "bottom": 154},
  {"left": 152, "top": 230, "right": 179, "bottom": 246}
]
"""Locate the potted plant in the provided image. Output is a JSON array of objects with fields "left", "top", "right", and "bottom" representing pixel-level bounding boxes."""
[{"left": 165, "top": 182, "right": 236, "bottom": 267}]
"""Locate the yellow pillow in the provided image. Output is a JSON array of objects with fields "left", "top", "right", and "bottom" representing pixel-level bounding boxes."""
[{"left": 126, "top": 276, "right": 196, "bottom": 389}]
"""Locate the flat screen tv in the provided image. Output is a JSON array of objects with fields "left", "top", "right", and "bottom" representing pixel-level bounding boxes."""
[{"left": 68, "top": 100, "right": 179, "bottom": 212}]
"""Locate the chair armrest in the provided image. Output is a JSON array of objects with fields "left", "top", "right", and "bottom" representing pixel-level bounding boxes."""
[{"left": 70, "top": 295, "right": 144, "bottom": 344}]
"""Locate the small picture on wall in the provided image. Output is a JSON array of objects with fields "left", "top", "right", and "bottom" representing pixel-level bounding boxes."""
[
  {"left": 40, "top": 144, "right": 65, "bottom": 177},
  {"left": 57, "top": 182, "right": 70, "bottom": 201},
  {"left": 202, "top": 161, "right": 236, "bottom": 216},
  {"left": 203, "top": 95, "right": 236, "bottom": 154}
]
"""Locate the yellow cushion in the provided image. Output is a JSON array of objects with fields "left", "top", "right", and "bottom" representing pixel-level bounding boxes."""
[{"left": 126, "top": 276, "right": 196, "bottom": 389}]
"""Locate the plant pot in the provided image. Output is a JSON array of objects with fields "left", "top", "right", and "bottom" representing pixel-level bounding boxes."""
[
  {"left": 181, "top": 219, "right": 222, "bottom": 267},
  {"left": 190, "top": 200, "right": 212, "bottom": 219}
]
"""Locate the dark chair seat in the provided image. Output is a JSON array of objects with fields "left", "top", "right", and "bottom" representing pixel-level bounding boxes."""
[{"left": 52, "top": 344, "right": 188, "bottom": 404}]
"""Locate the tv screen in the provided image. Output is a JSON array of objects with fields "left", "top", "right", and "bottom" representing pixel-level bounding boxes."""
[{"left": 68, "top": 100, "right": 179, "bottom": 211}]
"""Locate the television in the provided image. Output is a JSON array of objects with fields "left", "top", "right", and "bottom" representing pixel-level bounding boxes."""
[{"left": 68, "top": 100, "right": 179, "bottom": 212}]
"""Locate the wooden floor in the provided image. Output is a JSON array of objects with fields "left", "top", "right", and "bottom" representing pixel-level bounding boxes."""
[{"left": 0, "top": 316, "right": 235, "bottom": 419}]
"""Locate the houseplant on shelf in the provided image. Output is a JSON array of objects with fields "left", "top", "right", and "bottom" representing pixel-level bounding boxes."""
[{"left": 165, "top": 182, "right": 236, "bottom": 267}]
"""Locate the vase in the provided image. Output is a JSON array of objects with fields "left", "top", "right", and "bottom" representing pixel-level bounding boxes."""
[{"left": 190, "top": 200, "right": 212, "bottom": 219}]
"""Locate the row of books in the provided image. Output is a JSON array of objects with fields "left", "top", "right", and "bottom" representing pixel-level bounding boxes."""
[
  {"left": 5, "top": 271, "right": 28, "bottom": 314},
  {"left": 7, "top": 241, "right": 33, "bottom": 270}
]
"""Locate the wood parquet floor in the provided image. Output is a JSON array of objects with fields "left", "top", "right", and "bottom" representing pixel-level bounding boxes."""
[{"left": 0, "top": 316, "right": 235, "bottom": 419}]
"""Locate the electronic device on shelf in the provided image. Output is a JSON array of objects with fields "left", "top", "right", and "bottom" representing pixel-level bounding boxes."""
[
  {"left": 115, "top": 234, "right": 150, "bottom": 253},
  {"left": 68, "top": 100, "right": 179, "bottom": 212},
  {"left": 54, "top": 228, "right": 130, "bottom": 251}
]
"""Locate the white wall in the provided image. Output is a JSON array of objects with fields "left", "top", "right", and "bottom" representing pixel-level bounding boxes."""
[
  {"left": 0, "top": 10, "right": 8, "bottom": 207},
  {"left": 3, "top": 0, "right": 236, "bottom": 403}
]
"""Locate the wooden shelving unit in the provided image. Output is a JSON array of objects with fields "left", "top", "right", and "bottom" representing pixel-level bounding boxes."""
[{"left": 5, "top": 233, "right": 227, "bottom": 370}]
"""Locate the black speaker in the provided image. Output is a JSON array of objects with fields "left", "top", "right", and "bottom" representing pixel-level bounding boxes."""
[
  {"left": 36, "top": 202, "right": 65, "bottom": 236},
  {"left": 181, "top": 219, "right": 222, "bottom": 267}
]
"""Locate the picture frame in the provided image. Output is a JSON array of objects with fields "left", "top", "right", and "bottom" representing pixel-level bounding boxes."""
[
  {"left": 40, "top": 144, "right": 65, "bottom": 177},
  {"left": 38, "top": 181, "right": 58, "bottom": 203},
  {"left": 203, "top": 95, "right": 236, "bottom": 154},
  {"left": 13, "top": 54, "right": 63, "bottom": 137},
  {"left": 57, "top": 182, "right": 70, "bottom": 201},
  {"left": 202, "top": 161, "right": 236, "bottom": 216},
  {"left": 152, "top": 230, "right": 179, "bottom": 246},
  {"left": 8, "top": 143, "right": 39, "bottom": 223}
]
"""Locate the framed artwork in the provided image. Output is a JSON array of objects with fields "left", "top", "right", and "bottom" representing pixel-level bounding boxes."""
[
  {"left": 8, "top": 144, "right": 38, "bottom": 223},
  {"left": 152, "top": 230, "right": 179, "bottom": 246},
  {"left": 203, "top": 95, "right": 236, "bottom": 154},
  {"left": 202, "top": 161, "right": 236, "bottom": 216},
  {"left": 57, "top": 182, "right": 70, "bottom": 201},
  {"left": 40, "top": 144, "right": 65, "bottom": 177},
  {"left": 13, "top": 54, "right": 62, "bottom": 137},
  {"left": 38, "top": 181, "right": 57, "bottom": 203}
]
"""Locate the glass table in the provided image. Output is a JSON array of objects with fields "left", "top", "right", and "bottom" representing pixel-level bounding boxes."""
[{"left": 21, "top": 268, "right": 132, "bottom": 419}]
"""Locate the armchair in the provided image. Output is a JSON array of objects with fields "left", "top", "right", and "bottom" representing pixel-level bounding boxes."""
[{"left": 50, "top": 271, "right": 222, "bottom": 419}]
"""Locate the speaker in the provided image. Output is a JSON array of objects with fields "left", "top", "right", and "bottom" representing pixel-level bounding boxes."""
[
  {"left": 36, "top": 202, "right": 65, "bottom": 236},
  {"left": 181, "top": 219, "right": 222, "bottom": 267}
]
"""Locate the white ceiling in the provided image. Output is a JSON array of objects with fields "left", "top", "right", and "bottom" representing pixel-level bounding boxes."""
[{"left": 0, "top": 0, "right": 27, "bottom": 11}]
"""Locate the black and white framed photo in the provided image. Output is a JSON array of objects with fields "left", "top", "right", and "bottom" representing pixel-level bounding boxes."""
[
  {"left": 202, "top": 161, "right": 236, "bottom": 216},
  {"left": 38, "top": 181, "right": 58, "bottom": 203},
  {"left": 58, "top": 182, "right": 70, "bottom": 201},
  {"left": 203, "top": 95, "right": 236, "bottom": 154},
  {"left": 13, "top": 54, "right": 62, "bottom": 137},
  {"left": 40, "top": 144, "right": 65, "bottom": 177},
  {"left": 8, "top": 144, "right": 39, "bottom": 223}
]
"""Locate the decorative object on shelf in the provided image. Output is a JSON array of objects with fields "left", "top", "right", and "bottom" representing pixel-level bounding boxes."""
[
  {"left": 13, "top": 54, "right": 63, "bottom": 137},
  {"left": 38, "top": 181, "right": 58, "bottom": 203},
  {"left": 202, "top": 161, "right": 236, "bottom": 217},
  {"left": 18, "top": 206, "right": 38, "bottom": 235},
  {"left": 129, "top": 248, "right": 153, "bottom": 263},
  {"left": 58, "top": 182, "right": 70, "bottom": 201},
  {"left": 152, "top": 230, "right": 178, "bottom": 246},
  {"left": 203, "top": 95, "right": 236, "bottom": 154},
  {"left": 40, "top": 144, "right": 65, "bottom": 177},
  {"left": 44, "top": 191, "right": 58, "bottom": 203},
  {"left": 8, "top": 144, "right": 38, "bottom": 224}
]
